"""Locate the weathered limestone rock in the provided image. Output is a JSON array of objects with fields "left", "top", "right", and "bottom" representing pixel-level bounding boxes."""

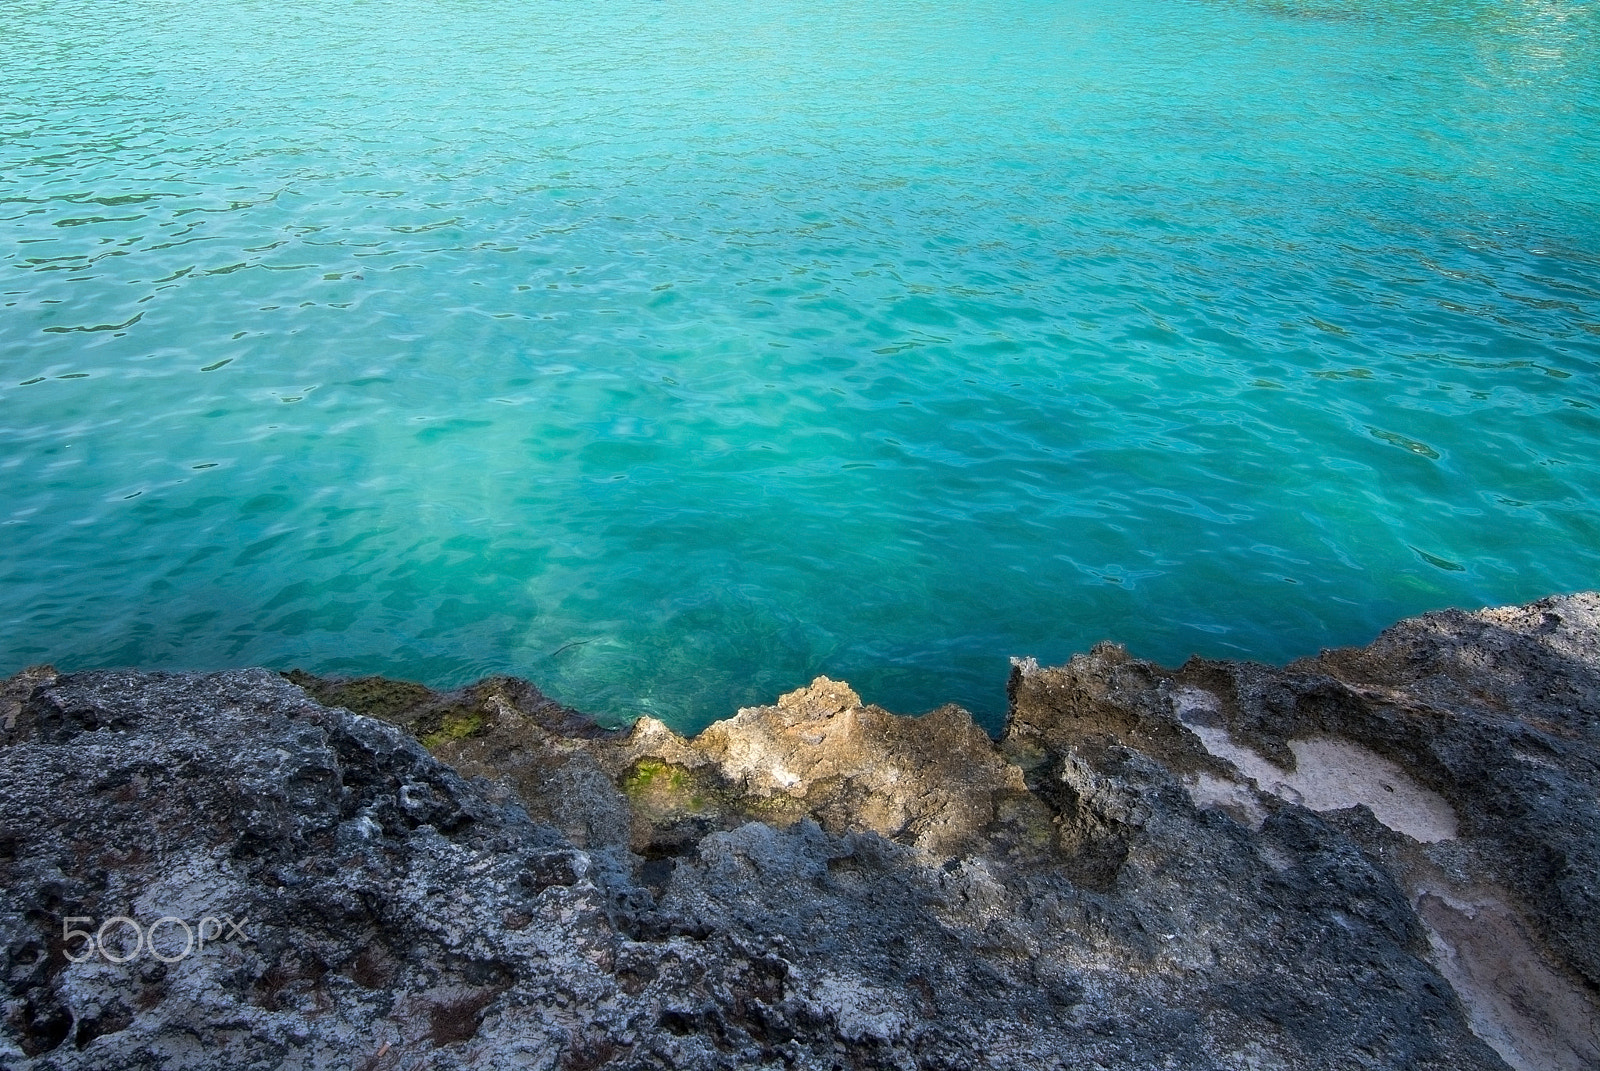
[{"left": 4, "top": 595, "right": 1598, "bottom": 1069}]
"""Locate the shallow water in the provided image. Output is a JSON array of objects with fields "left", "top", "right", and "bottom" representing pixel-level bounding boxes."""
[{"left": 4, "top": 0, "right": 1599, "bottom": 731}]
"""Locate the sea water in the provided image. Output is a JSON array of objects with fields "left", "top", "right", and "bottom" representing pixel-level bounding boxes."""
[{"left": 3, "top": 0, "right": 1598, "bottom": 730}]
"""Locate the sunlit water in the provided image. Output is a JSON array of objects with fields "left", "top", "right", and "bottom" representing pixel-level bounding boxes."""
[{"left": 4, "top": 0, "right": 1599, "bottom": 731}]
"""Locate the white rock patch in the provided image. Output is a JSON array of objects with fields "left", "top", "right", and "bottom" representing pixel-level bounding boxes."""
[
  {"left": 1416, "top": 888, "right": 1600, "bottom": 1071},
  {"left": 810, "top": 974, "right": 909, "bottom": 1043},
  {"left": 1175, "top": 688, "right": 1458, "bottom": 842},
  {"left": 1184, "top": 770, "right": 1268, "bottom": 830}
]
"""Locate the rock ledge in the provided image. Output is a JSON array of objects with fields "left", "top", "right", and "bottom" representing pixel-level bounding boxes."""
[{"left": 4, "top": 595, "right": 1599, "bottom": 1069}]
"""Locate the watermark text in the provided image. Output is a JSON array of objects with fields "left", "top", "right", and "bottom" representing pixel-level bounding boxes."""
[{"left": 62, "top": 915, "right": 250, "bottom": 964}]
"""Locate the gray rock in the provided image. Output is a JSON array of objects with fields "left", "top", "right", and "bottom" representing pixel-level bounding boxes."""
[{"left": 4, "top": 595, "right": 1599, "bottom": 1069}]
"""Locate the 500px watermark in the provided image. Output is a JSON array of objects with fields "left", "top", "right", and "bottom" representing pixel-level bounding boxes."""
[{"left": 62, "top": 915, "right": 251, "bottom": 964}]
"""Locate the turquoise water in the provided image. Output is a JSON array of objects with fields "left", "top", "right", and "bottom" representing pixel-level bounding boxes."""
[{"left": 4, "top": 0, "right": 1599, "bottom": 731}]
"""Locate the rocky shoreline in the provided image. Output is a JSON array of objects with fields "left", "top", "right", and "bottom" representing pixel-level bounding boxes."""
[{"left": 3, "top": 594, "right": 1598, "bottom": 1069}]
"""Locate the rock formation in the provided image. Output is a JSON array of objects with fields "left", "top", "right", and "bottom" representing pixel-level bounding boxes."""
[{"left": 3, "top": 594, "right": 1598, "bottom": 1069}]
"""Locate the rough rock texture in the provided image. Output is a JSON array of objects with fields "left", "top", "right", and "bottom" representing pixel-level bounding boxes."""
[{"left": 4, "top": 595, "right": 1599, "bottom": 1069}]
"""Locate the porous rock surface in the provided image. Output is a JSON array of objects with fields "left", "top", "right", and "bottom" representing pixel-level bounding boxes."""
[{"left": 3, "top": 595, "right": 1599, "bottom": 1069}]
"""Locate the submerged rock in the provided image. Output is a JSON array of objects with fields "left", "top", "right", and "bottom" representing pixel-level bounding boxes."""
[{"left": 3, "top": 595, "right": 1599, "bottom": 1069}]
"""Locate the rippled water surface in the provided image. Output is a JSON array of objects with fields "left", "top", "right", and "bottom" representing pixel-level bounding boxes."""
[{"left": 4, "top": 0, "right": 1599, "bottom": 730}]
